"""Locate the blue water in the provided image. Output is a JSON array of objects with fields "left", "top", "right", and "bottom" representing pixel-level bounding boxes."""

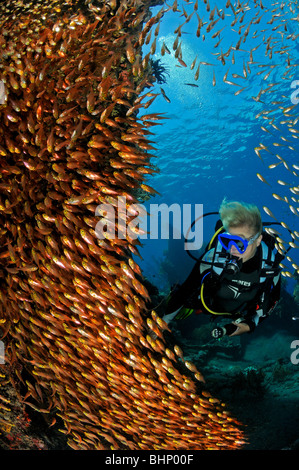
[{"left": 135, "top": 3, "right": 299, "bottom": 297}]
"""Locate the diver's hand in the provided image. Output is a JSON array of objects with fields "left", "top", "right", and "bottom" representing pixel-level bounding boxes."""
[
  {"left": 211, "top": 322, "right": 250, "bottom": 338},
  {"left": 229, "top": 321, "right": 250, "bottom": 336},
  {"left": 211, "top": 322, "right": 244, "bottom": 338}
]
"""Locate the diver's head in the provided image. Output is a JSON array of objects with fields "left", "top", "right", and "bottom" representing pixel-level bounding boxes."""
[{"left": 219, "top": 200, "right": 263, "bottom": 262}]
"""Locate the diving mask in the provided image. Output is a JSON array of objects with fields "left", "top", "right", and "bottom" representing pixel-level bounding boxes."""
[{"left": 218, "top": 232, "right": 260, "bottom": 254}]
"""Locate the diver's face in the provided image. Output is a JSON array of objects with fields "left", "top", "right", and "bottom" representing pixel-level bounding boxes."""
[{"left": 228, "top": 225, "right": 262, "bottom": 263}]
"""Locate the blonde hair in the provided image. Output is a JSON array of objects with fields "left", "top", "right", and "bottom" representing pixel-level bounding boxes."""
[{"left": 219, "top": 199, "right": 263, "bottom": 236}]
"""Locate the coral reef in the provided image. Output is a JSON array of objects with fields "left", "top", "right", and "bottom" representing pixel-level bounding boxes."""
[
  {"left": 0, "top": 368, "right": 49, "bottom": 450},
  {"left": 229, "top": 367, "right": 268, "bottom": 397},
  {"left": 0, "top": 0, "right": 245, "bottom": 451}
]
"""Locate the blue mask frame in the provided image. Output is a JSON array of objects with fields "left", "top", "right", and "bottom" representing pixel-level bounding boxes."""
[{"left": 218, "top": 232, "right": 259, "bottom": 254}]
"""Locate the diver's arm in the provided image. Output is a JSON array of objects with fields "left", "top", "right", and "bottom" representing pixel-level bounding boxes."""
[
  {"left": 265, "top": 273, "right": 281, "bottom": 314},
  {"left": 212, "top": 270, "right": 282, "bottom": 338},
  {"left": 234, "top": 275, "right": 281, "bottom": 335},
  {"left": 228, "top": 321, "right": 250, "bottom": 336},
  {"left": 165, "top": 250, "right": 215, "bottom": 315},
  {"left": 244, "top": 273, "right": 281, "bottom": 330},
  {"left": 165, "top": 259, "right": 202, "bottom": 314},
  {"left": 225, "top": 274, "right": 282, "bottom": 337}
]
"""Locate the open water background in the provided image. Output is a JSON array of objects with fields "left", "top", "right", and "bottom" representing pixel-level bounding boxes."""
[{"left": 137, "top": 3, "right": 299, "bottom": 299}]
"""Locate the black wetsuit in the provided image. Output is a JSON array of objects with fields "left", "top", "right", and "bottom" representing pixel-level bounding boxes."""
[{"left": 166, "top": 244, "right": 281, "bottom": 332}]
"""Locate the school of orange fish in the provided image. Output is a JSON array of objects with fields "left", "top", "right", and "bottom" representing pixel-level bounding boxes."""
[{"left": 0, "top": 0, "right": 296, "bottom": 450}]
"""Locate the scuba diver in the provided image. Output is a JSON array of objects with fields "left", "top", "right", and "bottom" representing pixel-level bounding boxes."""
[{"left": 163, "top": 199, "right": 284, "bottom": 338}]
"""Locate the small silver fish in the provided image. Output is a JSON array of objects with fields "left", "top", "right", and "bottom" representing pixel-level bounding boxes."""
[{"left": 160, "top": 87, "right": 171, "bottom": 103}]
